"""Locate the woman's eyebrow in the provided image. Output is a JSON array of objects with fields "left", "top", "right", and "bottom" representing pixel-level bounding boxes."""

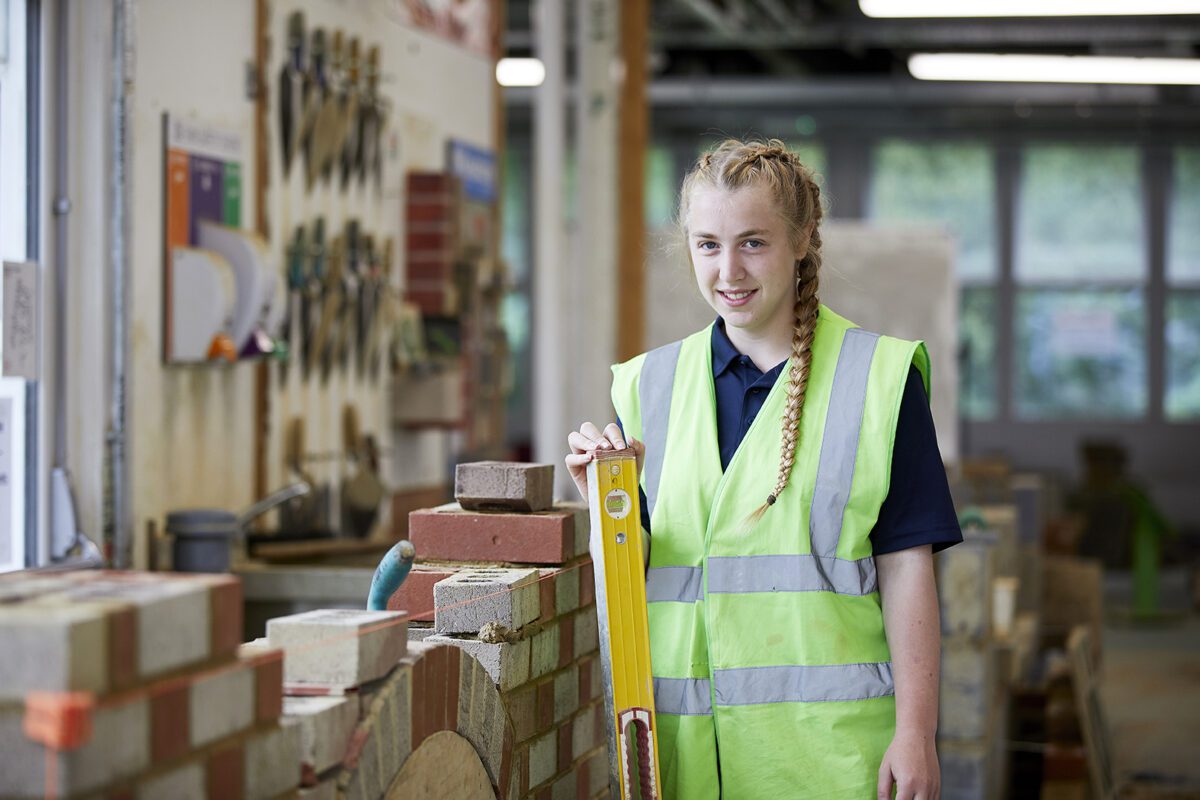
[{"left": 692, "top": 228, "right": 771, "bottom": 239}]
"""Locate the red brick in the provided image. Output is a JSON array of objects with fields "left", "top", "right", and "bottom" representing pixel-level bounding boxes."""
[
  {"left": 537, "top": 680, "right": 554, "bottom": 733},
  {"left": 519, "top": 746, "right": 530, "bottom": 794},
  {"left": 387, "top": 565, "right": 459, "bottom": 622},
  {"left": 580, "top": 561, "right": 595, "bottom": 607},
  {"left": 407, "top": 230, "right": 454, "bottom": 250},
  {"left": 151, "top": 683, "right": 190, "bottom": 762},
  {"left": 594, "top": 705, "right": 606, "bottom": 747},
  {"left": 208, "top": 577, "right": 243, "bottom": 658},
  {"left": 559, "top": 617, "right": 574, "bottom": 669},
  {"left": 579, "top": 658, "right": 592, "bottom": 704},
  {"left": 107, "top": 606, "right": 137, "bottom": 692},
  {"left": 444, "top": 645, "right": 461, "bottom": 733},
  {"left": 108, "top": 790, "right": 134, "bottom": 800},
  {"left": 499, "top": 727, "right": 514, "bottom": 797},
  {"left": 407, "top": 172, "right": 456, "bottom": 193},
  {"left": 409, "top": 507, "right": 575, "bottom": 565},
  {"left": 539, "top": 573, "right": 557, "bottom": 623},
  {"left": 406, "top": 259, "right": 454, "bottom": 282},
  {"left": 253, "top": 651, "right": 283, "bottom": 722},
  {"left": 207, "top": 742, "right": 245, "bottom": 800},
  {"left": 427, "top": 647, "right": 443, "bottom": 736},
  {"left": 577, "top": 759, "right": 590, "bottom": 799},
  {"left": 406, "top": 203, "right": 453, "bottom": 224},
  {"left": 536, "top": 788, "right": 552, "bottom": 800},
  {"left": 405, "top": 288, "right": 457, "bottom": 317},
  {"left": 557, "top": 723, "right": 573, "bottom": 771}
]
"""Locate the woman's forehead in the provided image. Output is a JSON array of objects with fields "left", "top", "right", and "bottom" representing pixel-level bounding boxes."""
[{"left": 685, "top": 184, "right": 783, "bottom": 233}]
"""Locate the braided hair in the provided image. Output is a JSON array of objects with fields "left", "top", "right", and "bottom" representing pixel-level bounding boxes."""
[{"left": 678, "top": 138, "right": 825, "bottom": 529}]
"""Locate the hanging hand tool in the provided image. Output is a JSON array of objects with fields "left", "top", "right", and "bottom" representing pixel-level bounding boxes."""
[
  {"left": 278, "top": 225, "right": 306, "bottom": 378},
  {"left": 313, "top": 234, "right": 345, "bottom": 382},
  {"left": 358, "top": 45, "right": 385, "bottom": 189},
  {"left": 278, "top": 12, "right": 307, "bottom": 178},
  {"left": 355, "top": 234, "right": 377, "bottom": 378},
  {"left": 336, "top": 220, "right": 363, "bottom": 373},
  {"left": 586, "top": 449, "right": 663, "bottom": 800},
  {"left": 323, "top": 30, "right": 349, "bottom": 186},
  {"left": 365, "top": 236, "right": 395, "bottom": 380},
  {"left": 299, "top": 217, "right": 325, "bottom": 380},
  {"left": 340, "top": 37, "right": 363, "bottom": 190},
  {"left": 299, "top": 28, "right": 327, "bottom": 189}
]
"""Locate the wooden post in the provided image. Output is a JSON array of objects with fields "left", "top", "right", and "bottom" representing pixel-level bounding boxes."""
[
  {"left": 253, "top": 0, "right": 270, "bottom": 505},
  {"left": 617, "top": 0, "right": 648, "bottom": 361}
]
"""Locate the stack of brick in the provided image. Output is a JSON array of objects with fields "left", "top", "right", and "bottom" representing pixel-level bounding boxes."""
[
  {"left": 397, "top": 462, "right": 611, "bottom": 800},
  {"left": 0, "top": 570, "right": 298, "bottom": 800},
  {"left": 405, "top": 171, "right": 461, "bottom": 317},
  {"left": 936, "top": 527, "right": 1014, "bottom": 800}
]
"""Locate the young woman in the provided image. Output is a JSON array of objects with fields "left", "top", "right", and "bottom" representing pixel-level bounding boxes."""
[{"left": 566, "top": 138, "right": 961, "bottom": 800}]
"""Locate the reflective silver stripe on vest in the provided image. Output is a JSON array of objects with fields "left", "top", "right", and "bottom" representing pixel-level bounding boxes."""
[
  {"left": 809, "top": 328, "right": 880, "bottom": 558},
  {"left": 646, "top": 566, "right": 704, "bottom": 603},
  {"left": 638, "top": 340, "right": 683, "bottom": 524},
  {"left": 713, "top": 662, "right": 894, "bottom": 706},
  {"left": 706, "top": 553, "right": 877, "bottom": 596},
  {"left": 653, "top": 676, "right": 713, "bottom": 715}
]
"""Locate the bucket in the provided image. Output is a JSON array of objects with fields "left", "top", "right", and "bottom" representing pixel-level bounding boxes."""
[{"left": 167, "top": 509, "right": 238, "bottom": 573}]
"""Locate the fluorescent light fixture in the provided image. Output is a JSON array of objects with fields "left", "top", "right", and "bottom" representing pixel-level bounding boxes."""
[
  {"left": 496, "top": 58, "right": 546, "bottom": 87},
  {"left": 862, "top": 0, "right": 1200, "bottom": 16},
  {"left": 909, "top": 53, "right": 1200, "bottom": 84}
]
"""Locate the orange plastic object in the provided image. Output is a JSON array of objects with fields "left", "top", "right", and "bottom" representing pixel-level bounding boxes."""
[
  {"left": 207, "top": 333, "right": 238, "bottom": 362},
  {"left": 23, "top": 692, "right": 96, "bottom": 750}
]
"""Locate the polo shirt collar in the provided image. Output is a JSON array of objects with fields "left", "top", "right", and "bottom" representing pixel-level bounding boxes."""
[{"left": 711, "top": 317, "right": 744, "bottom": 377}]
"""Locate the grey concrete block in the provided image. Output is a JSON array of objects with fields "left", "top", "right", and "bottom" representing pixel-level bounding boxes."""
[
  {"left": 529, "top": 730, "right": 558, "bottom": 788},
  {"left": 554, "top": 665, "right": 580, "bottom": 724},
  {"left": 574, "top": 609, "right": 599, "bottom": 660},
  {"left": 557, "top": 501, "right": 591, "bottom": 557},
  {"left": 456, "top": 461, "right": 555, "bottom": 512},
  {"left": 573, "top": 705, "right": 596, "bottom": 760},
  {"left": 137, "top": 761, "right": 205, "bottom": 800},
  {"left": 532, "top": 624, "right": 560, "bottom": 679},
  {"left": 0, "top": 605, "right": 109, "bottom": 702},
  {"left": 284, "top": 695, "right": 361, "bottom": 775},
  {"left": 0, "top": 694, "right": 150, "bottom": 797},
  {"left": 190, "top": 661, "right": 255, "bottom": 747},
  {"left": 937, "top": 539, "right": 995, "bottom": 639},
  {"left": 428, "top": 634, "right": 531, "bottom": 691},
  {"left": 940, "top": 639, "right": 998, "bottom": 740},
  {"left": 434, "top": 568, "right": 540, "bottom": 634},
  {"left": 555, "top": 568, "right": 580, "bottom": 616},
  {"left": 267, "top": 608, "right": 407, "bottom": 688},
  {"left": 299, "top": 777, "right": 338, "bottom": 800},
  {"left": 244, "top": 720, "right": 302, "bottom": 799},
  {"left": 553, "top": 771, "right": 577, "bottom": 800}
]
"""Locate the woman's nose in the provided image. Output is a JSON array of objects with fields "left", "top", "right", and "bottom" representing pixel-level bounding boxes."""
[{"left": 718, "top": 253, "right": 746, "bottom": 283}]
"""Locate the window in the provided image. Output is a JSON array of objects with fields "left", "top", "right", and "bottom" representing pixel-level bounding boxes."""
[
  {"left": 1166, "top": 147, "right": 1200, "bottom": 420},
  {"left": 868, "top": 140, "right": 997, "bottom": 418},
  {"left": 1014, "top": 145, "right": 1146, "bottom": 419},
  {"left": 645, "top": 145, "right": 676, "bottom": 229}
]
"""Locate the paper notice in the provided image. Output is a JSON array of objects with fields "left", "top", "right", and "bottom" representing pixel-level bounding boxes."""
[{"left": 3, "top": 261, "right": 39, "bottom": 379}]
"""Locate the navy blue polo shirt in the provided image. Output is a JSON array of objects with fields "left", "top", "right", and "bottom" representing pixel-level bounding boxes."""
[{"left": 622, "top": 319, "right": 962, "bottom": 555}]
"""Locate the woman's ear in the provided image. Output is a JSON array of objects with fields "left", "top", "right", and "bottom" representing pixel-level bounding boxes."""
[{"left": 794, "top": 225, "right": 814, "bottom": 262}]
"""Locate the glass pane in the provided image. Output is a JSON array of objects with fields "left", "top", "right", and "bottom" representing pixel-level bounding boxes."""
[
  {"left": 1166, "top": 290, "right": 1200, "bottom": 420},
  {"left": 868, "top": 140, "right": 996, "bottom": 282},
  {"left": 500, "top": 148, "right": 529, "bottom": 283},
  {"left": 1016, "top": 145, "right": 1144, "bottom": 283},
  {"left": 645, "top": 145, "right": 676, "bottom": 229},
  {"left": 960, "top": 287, "right": 997, "bottom": 419},
  {"left": 1015, "top": 288, "right": 1146, "bottom": 418},
  {"left": 1167, "top": 147, "right": 1200, "bottom": 285}
]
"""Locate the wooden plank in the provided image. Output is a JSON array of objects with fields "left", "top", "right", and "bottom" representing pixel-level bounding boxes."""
[
  {"left": 1068, "top": 625, "right": 1118, "bottom": 800},
  {"left": 617, "top": 0, "right": 648, "bottom": 361}
]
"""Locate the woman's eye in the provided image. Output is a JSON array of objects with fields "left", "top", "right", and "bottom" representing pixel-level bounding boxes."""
[
  {"left": 744, "top": 239, "right": 764, "bottom": 249},
  {"left": 697, "top": 241, "right": 718, "bottom": 251}
]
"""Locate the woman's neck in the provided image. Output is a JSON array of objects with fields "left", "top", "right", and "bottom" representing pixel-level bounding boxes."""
[{"left": 724, "top": 315, "right": 794, "bottom": 372}]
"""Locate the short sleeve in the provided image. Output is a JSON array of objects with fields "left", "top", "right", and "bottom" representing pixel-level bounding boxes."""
[{"left": 869, "top": 366, "right": 963, "bottom": 555}]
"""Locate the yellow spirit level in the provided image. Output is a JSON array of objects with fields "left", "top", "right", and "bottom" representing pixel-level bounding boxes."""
[{"left": 587, "top": 448, "right": 662, "bottom": 800}]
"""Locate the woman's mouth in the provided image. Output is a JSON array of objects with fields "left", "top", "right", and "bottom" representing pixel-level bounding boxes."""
[{"left": 718, "top": 289, "right": 757, "bottom": 307}]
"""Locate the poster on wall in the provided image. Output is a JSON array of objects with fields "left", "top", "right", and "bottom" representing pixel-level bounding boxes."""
[
  {"left": 162, "top": 114, "right": 244, "bottom": 362},
  {"left": 390, "top": 0, "right": 493, "bottom": 58}
]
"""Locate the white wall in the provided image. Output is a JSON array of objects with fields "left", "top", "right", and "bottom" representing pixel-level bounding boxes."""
[{"left": 63, "top": 0, "right": 494, "bottom": 564}]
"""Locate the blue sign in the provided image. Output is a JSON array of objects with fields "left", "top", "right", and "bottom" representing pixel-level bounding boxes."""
[{"left": 447, "top": 139, "right": 497, "bottom": 203}]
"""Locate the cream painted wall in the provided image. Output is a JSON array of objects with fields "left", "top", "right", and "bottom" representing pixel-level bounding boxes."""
[{"left": 65, "top": 0, "right": 494, "bottom": 565}]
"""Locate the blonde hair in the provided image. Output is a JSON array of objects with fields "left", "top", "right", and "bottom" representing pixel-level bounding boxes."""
[{"left": 679, "top": 138, "right": 825, "bottom": 528}]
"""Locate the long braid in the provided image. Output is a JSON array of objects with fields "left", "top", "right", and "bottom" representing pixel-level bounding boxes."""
[{"left": 678, "top": 138, "right": 826, "bottom": 530}]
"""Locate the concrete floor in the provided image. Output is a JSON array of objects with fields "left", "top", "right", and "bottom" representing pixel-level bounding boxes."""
[{"left": 1101, "top": 569, "right": 1200, "bottom": 789}]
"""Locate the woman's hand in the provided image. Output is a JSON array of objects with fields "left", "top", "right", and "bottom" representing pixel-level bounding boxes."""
[
  {"left": 565, "top": 421, "right": 645, "bottom": 501},
  {"left": 877, "top": 728, "right": 940, "bottom": 800}
]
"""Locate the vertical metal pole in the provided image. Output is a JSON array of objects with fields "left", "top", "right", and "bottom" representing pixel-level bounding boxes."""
[
  {"left": 25, "top": 0, "right": 42, "bottom": 565},
  {"left": 108, "top": 0, "right": 132, "bottom": 567},
  {"left": 1144, "top": 144, "right": 1168, "bottom": 423},
  {"left": 996, "top": 142, "right": 1018, "bottom": 424},
  {"left": 532, "top": 0, "right": 567, "bottom": 491}
]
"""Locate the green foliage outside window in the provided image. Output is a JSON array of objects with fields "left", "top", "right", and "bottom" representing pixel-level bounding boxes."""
[{"left": 1166, "top": 291, "right": 1200, "bottom": 420}]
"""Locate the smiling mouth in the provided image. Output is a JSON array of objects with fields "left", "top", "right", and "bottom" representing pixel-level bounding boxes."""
[{"left": 718, "top": 289, "right": 757, "bottom": 302}]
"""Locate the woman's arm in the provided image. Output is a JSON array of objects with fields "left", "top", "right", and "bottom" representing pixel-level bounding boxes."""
[{"left": 876, "top": 544, "right": 941, "bottom": 800}]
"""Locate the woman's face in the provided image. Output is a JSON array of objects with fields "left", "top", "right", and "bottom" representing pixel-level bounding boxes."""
[{"left": 686, "top": 183, "right": 808, "bottom": 339}]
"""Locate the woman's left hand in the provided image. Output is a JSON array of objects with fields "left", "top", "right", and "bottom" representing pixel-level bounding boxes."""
[{"left": 876, "top": 728, "right": 939, "bottom": 800}]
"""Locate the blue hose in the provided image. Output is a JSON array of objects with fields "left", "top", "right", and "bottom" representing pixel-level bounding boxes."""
[{"left": 367, "top": 540, "right": 416, "bottom": 610}]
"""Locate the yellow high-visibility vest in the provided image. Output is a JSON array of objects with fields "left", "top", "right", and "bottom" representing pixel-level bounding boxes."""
[{"left": 610, "top": 305, "right": 930, "bottom": 800}]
